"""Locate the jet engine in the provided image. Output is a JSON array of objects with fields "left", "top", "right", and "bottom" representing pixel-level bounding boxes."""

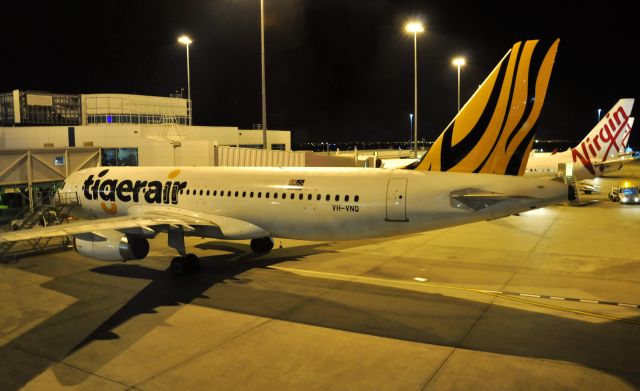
[{"left": 74, "top": 230, "right": 150, "bottom": 261}]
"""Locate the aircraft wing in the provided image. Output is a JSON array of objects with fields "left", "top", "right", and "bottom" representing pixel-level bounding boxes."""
[{"left": 0, "top": 207, "right": 270, "bottom": 243}]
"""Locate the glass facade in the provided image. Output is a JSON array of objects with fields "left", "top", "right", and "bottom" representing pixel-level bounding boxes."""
[
  {"left": 88, "top": 113, "right": 189, "bottom": 125},
  {"left": 0, "top": 93, "right": 14, "bottom": 124},
  {"left": 0, "top": 91, "right": 81, "bottom": 125},
  {"left": 101, "top": 148, "right": 139, "bottom": 166}
]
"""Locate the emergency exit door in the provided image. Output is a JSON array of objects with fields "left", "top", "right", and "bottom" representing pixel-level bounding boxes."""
[{"left": 386, "top": 178, "right": 408, "bottom": 222}]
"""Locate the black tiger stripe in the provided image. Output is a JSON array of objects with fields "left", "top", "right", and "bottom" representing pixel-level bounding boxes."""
[
  {"left": 503, "top": 39, "right": 557, "bottom": 174},
  {"left": 506, "top": 128, "right": 536, "bottom": 175},
  {"left": 473, "top": 43, "right": 525, "bottom": 173},
  {"left": 403, "top": 39, "right": 558, "bottom": 174},
  {"left": 438, "top": 51, "right": 512, "bottom": 172}
]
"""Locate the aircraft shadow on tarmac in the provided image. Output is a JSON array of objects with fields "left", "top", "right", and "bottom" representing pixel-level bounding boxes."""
[{"left": 1, "top": 241, "right": 639, "bottom": 389}]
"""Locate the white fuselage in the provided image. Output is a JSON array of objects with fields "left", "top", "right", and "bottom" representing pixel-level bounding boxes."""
[
  {"left": 61, "top": 167, "right": 566, "bottom": 241},
  {"left": 525, "top": 149, "right": 622, "bottom": 180}
]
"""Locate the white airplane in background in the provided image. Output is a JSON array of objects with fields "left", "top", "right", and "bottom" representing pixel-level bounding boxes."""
[
  {"left": 525, "top": 99, "right": 635, "bottom": 181},
  {"left": 0, "top": 39, "right": 565, "bottom": 276}
]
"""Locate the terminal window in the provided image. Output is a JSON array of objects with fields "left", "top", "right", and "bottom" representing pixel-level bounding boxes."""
[
  {"left": 88, "top": 114, "right": 188, "bottom": 125},
  {"left": 101, "top": 148, "right": 139, "bottom": 166}
]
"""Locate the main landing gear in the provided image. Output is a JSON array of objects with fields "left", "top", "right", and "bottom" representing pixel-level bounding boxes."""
[
  {"left": 170, "top": 253, "right": 200, "bottom": 276},
  {"left": 250, "top": 237, "right": 274, "bottom": 253},
  {"left": 167, "top": 230, "right": 274, "bottom": 276}
]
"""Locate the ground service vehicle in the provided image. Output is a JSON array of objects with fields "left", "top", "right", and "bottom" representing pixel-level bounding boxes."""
[{"left": 609, "top": 181, "right": 640, "bottom": 204}]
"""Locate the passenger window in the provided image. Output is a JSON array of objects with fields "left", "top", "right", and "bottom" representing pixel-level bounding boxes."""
[
  {"left": 282, "top": 193, "right": 286, "bottom": 199},
  {"left": 299, "top": 194, "right": 303, "bottom": 200},
  {"left": 274, "top": 193, "right": 278, "bottom": 199},
  {"left": 242, "top": 191, "right": 246, "bottom": 197},
  {"left": 213, "top": 190, "right": 217, "bottom": 196},
  {"left": 335, "top": 195, "right": 340, "bottom": 201},
  {"left": 354, "top": 195, "right": 359, "bottom": 202},
  {"left": 316, "top": 194, "right": 321, "bottom": 201},
  {"left": 227, "top": 191, "right": 231, "bottom": 197},
  {"left": 235, "top": 191, "right": 239, "bottom": 197},
  {"left": 200, "top": 190, "right": 203, "bottom": 196},
  {"left": 206, "top": 190, "right": 210, "bottom": 196},
  {"left": 345, "top": 195, "right": 349, "bottom": 202},
  {"left": 186, "top": 189, "right": 190, "bottom": 195},
  {"left": 180, "top": 189, "right": 184, "bottom": 194},
  {"left": 290, "top": 193, "right": 295, "bottom": 200},
  {"left": 220, "top": 191, "right": 224, "bottom": 197},
  {"left": 326, "top": 194, "right": 330, "bottom": 201},
  {"left": 265, "top": 192, "right": 269, "bottom": 199},
  {"left": 308, "top": 194, "right": 312, "bottom": 200}
]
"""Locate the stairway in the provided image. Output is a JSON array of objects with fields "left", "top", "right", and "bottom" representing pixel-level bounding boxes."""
[
  {"left": 565, "top": 174, "right": 582, "bottom": 205},
  {"left": 0, "top": 194, "right": 78, "bottom": 263}
]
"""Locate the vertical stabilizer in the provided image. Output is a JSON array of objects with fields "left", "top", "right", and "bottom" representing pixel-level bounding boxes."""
[
  {"left": 570, "top": 99, "right": 635, "bottom": 175},
  {"left": 408, "top": 39, "right": 560, "bottom": 175}
]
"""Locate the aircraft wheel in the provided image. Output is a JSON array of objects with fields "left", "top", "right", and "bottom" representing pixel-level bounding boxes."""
[
  {"left": 185, "top": 253, "right": 200, "bottom": 272},
  {"left": 170, "top": 257, "right": 189, "bottom": 276}
]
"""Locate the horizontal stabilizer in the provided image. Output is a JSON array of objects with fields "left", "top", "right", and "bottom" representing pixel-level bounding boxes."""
[{"left": 450, "top": 188, "right": 533, "bottom": 211}]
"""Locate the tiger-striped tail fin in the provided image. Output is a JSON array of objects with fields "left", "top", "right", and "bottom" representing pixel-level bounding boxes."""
[{"left": 408, "top": 39, "right": 560, "bottom": 175}]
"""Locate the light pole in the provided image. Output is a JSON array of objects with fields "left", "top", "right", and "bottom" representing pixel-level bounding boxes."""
[
  {"left": 452, "top": 57, "right": 466, "bottom": 112},
  {"left": 409, "top": 113, "right": 413, "bottom": 150},
  {"left": 405, "top": 21, "right": 424, "bottom": 158},
  {"left": 260, "top": 0, "right": 268, "bottom": 149},
  {"left": 178, "top": 35, "right": 193, "bottom": 125}
]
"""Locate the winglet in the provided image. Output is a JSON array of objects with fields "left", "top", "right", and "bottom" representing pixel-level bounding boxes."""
[{"left": 407, "top": 38, "right": 560, "bottom": 175}]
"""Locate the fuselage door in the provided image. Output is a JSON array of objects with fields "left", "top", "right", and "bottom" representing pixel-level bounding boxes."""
[{"left": 386, "top": 178, "right": 408, "bottom": 222}]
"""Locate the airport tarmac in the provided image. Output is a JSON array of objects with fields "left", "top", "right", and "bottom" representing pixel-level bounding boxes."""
[{"left": 2, "top": 162, "right": 640, "bottom": 390}]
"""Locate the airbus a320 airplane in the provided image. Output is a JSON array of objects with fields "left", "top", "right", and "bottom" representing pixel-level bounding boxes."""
[
  {"left": 0, "top": 39, "right": 566, "bottom": 276},
  {"left": 525, "top": 99, "right": 635, "bottom": 180}
]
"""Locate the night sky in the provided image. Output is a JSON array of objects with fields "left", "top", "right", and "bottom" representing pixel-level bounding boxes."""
[{"left": 2, "top": 0, "right": 638, "bottom": 146}]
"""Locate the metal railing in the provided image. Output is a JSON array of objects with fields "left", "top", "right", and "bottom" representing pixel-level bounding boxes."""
[{"left": 1, "top": 191, "right": 77, "bottom": 262}]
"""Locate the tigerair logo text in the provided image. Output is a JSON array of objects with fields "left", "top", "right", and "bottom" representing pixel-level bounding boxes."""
[
  {"left": 571, "top": 106, "right": 630, "bottom": 175},
  {"left": 83, "top": 169, "right": 187, "bottom": 215}
]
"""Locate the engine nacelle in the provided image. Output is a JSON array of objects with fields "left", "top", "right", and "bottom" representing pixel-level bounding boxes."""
[{"left": 74, "top": 230, "right": 150, "bottom": 261}]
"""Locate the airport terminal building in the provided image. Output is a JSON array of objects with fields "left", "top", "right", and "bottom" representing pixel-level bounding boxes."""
[
  {"left": 0, "top": 89, "right": 294, "bottom": 212},
  {"left": 0, "top": 89, "right": 292, "bottom": 167}
]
